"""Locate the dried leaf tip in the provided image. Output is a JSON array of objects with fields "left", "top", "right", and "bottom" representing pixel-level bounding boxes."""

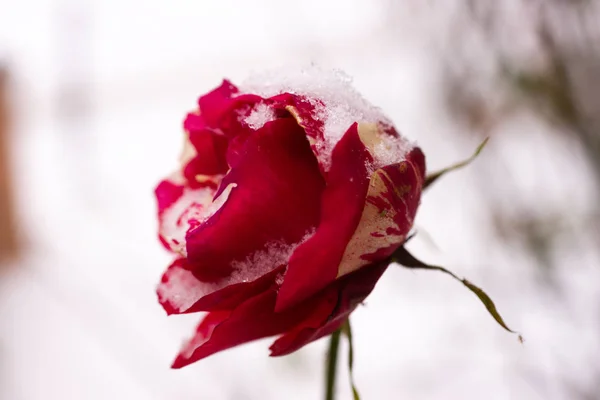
[{"left": 424, "top": 137, "right": 489, "bottom": 190}]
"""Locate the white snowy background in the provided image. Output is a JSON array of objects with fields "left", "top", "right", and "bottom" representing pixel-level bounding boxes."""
[{"left": 0, "top": 1, "right": 598, "bottom": 399}]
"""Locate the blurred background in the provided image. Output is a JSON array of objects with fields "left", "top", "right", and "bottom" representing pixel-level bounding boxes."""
[{"left": 0, "top": 0, "right": 598, "bottom": 399}]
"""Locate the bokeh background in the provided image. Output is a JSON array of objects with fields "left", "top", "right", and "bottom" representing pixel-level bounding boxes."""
[{"left": 0, "top": 1, "right": 599, "bottom": 399}]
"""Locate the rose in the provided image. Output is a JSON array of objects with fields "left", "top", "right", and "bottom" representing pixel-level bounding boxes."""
[{"left": 155, "top": 70, "right": 425, "bottom": 368}]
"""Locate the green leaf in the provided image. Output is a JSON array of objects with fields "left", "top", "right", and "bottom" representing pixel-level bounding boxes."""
[
  {"left": 391, "top": 246, "right": 522, "bottom": 342},
  {"left": 424, "top": 137, "right": 489, "bottom": 190},
  {"left": 325, "top": 329, "right": 342, "bottom": 400},
  {"left": 341, "top": 319, "right": 361, "bottom": 400}
]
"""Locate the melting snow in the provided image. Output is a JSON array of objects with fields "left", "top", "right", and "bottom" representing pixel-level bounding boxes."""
[
  {"left": 229, "top": 229, "right": 314, "bottom": 284},
  {"left": 157, "top": 230, "right": 315, "bottom": 313},
  {"left": 242, "top": 103, "right": 276, "bottom": 130},
  {"left": 241, "top": 65, "right": 412, "bottom": 170}
]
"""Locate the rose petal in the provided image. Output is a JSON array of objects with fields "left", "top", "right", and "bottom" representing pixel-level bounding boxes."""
[
  {"left": 155, "top": 179, "right": 186, "bottom": 250},
  {"left": 156, "top": 181, "right": 216, "bottom": 254},
  {"left": 157, "top": 257, "right": 286, "bottom": 315},
  {"left": 182, "top": 82, "right": 256, "bottom": 136},
  {"left": 196, "top": 80, "right": 239, "bottom": 129},
  {"left": 337, "top": 148, "right": 426, "bottom": 276},
  {"left": 275, "top": 123, "right": 373, "bottom": 312},
  {"left": 155, "top": 179, "right": 185, "bottom": 218},
  {"left": 185, "top": 117, "right": 325, "bottom": 282},
  {"left": 180, "top": 84, "right": 260, "bottom": 189},
  {"left": 269, "top": 263, "right": 387, "bottom": 356},
  {"left": 225, "top": 131, "right": 250, "bottom": 168},
  {"left": 268, "top": 93, "right": 324, "bottom": 141},
  {"left": 171, "top": 285, "right": 338, "bottom": 368},
  {"left": 169, "top": 262, "right": 387, "bottom": 367},
  {"left": 192, "top": 85, "right": 262, "bottom": 138},
  {"left": 155, "top": 175, "right": 217, "bottom": 253},
  {"left": 182, "top": 130, "right": 229, "bottom": 185},
  {"left": 171, "top": 309, "right": 232, "bottom": 367},
  {"left": 184, "top": 266, "right": 285, "bottom": 313},
  {"left": 157, "top": 258, "right": 205, "bottom": 315}
]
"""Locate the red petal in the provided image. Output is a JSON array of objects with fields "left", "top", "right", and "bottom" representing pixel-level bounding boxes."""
[
  {"left": 157, "top": 257, "right": 285, "bottom": 315},
  {"left": 182, "top": 82, "right": 253, "bottom": 135},
  {"left": 275, "top": 123, "right": 372, "bottom": 311},
  {"left": 185, "top": 266, "right": 284, "bottom": 313},
  {"left": 171, "top": 285, "right": 338, "bottom": 368},
  {"left": 180, "top": 85, "right": 261, "bottom": 189},
  {"left": 183, "top": 130, "right": 229, "bottom": 182},
  {"left": 267, "top": 93, "right": 324, "bottom": 140},
  {"left": 156, "top": 180, "right": 216, "bottom": 254},
  {"left": 336, "top": 147, "right": 426, "bottom": 275},
  {"left": 183, "top": 111, "right": 205, "bottom": 133},
  {"left": 155, "top": 178, "right": 193, "bottom": 252},
  {"left": 155, "top": 179, "right": 184, "bottom": 218},
  {"left": 407, "top": 147, "right": 426, "bottom": 181},
  {"left": 194, "top": 83, "right": 263, "bottom": 137},
  {"left": 171, "top": 310, "right": 232, "bottom": 368},
  {"left": 196, "top": 80, "right": 239, "bottom": 129},
  {"left": 225, "top": 131, "right": 250, "bottom": 168},
  {"left": 185, "top": 117, "right": 325, "bottom": 282},
  {"left": 269, "top": 263, "right": 387, "bottom": 357}
]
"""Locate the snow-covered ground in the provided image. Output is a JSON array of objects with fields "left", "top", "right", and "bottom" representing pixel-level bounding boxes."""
[{"left": 0, "top": 1, "right": 598, "bottom": 399}]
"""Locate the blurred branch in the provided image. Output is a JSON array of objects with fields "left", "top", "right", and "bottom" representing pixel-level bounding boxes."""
[{"left": 0, "top": 65, "right": 19, "bottom": 264}]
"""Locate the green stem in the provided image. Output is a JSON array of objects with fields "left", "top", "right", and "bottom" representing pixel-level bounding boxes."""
[
  {"left": 341, "top": 319, "right": 361, "bottom": 400},
  {"left": 325, "top": 329, "right": 342, "bottom": 400}
]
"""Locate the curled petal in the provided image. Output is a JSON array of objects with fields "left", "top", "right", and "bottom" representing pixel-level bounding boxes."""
[
  {"left": 185, "top": 117, "right": 325, "bottom": 282},
  {"left": 157, "top": 116, "right": 325, "bottom": 314},
  {"left": 182, "top": 82, "right": 256, "bottom": 137},
  {"left": 270, "top": 263, "right": 387, "bottom": 357},
  {"left": 180, "top": 84, "right": 258, "bottom": 189},
  {"left": 156, "top": 182, "right": 216, "bottom": 254},
  {"left": 275, "top": 123, "right": 373, "bottom": 312},
  {"left": 337, "top": 147, "right": 426, "bottom": 276},
  {"left": 155, "top": 179, "right": 185, "bottom": 218},
  {"left": 196, "top": 80, "right": 239, "bottom": 129},
  {"left": 155, "top": 179, "right": 185, "bottom": 250},
  {"left": 182, "top": 130, "right": 229, "bottom": 184},
  {"left": 171, "top": 310, "right": 232, "bottom": 368},
  {"left": 189, "top": 83, "right": 262, "bottom": 138},
  {"left": 157, "top": 257, "right": 286, "bottom": 315},
  {"left": 171, "top": 285, "right": 338, "bottom": 368}
]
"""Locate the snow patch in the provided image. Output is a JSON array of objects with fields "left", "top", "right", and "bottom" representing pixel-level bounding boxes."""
[
  {"left": 229, "top": 229, "right": 315, "bottom": 284},
  {"left": 157, "top": 230, "right": 315, "bottom": 313},
  {"left": 241, "top": 65, "right": 411, "bottom": 170},
  {"left": 242, "top": 103, "right": 276, "bottom": 130}
]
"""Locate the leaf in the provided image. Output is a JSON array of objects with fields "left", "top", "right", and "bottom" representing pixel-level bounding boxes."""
[
  {"left": 461, "top": 279, "right": 518, "bottom": 336},
  {"left": 391, "top": 246, "right": 522, "bottom": 341},
  {"left": 341, "top": 319, "right": 361, "bottom": 400},
  {"left": 424, "top": 137, "right": 489, "bottom": 190}
]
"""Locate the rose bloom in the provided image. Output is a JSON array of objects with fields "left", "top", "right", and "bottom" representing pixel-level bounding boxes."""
[{"left": 155, "top": 69, "right": 425, "bottom": 368}]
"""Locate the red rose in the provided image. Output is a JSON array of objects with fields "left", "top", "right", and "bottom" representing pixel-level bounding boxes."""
[{"left": 155, "top": 69, "right": 426, "bottom": 368}]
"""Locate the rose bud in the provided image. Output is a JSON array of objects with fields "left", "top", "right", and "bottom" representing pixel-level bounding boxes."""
[{"left": 155, "top": 68, "right": 425, "bottom": 368}]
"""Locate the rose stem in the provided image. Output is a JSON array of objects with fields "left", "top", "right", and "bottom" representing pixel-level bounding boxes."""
[{"left": 325, "top": 328, "right": 342, "bottom": 400}]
